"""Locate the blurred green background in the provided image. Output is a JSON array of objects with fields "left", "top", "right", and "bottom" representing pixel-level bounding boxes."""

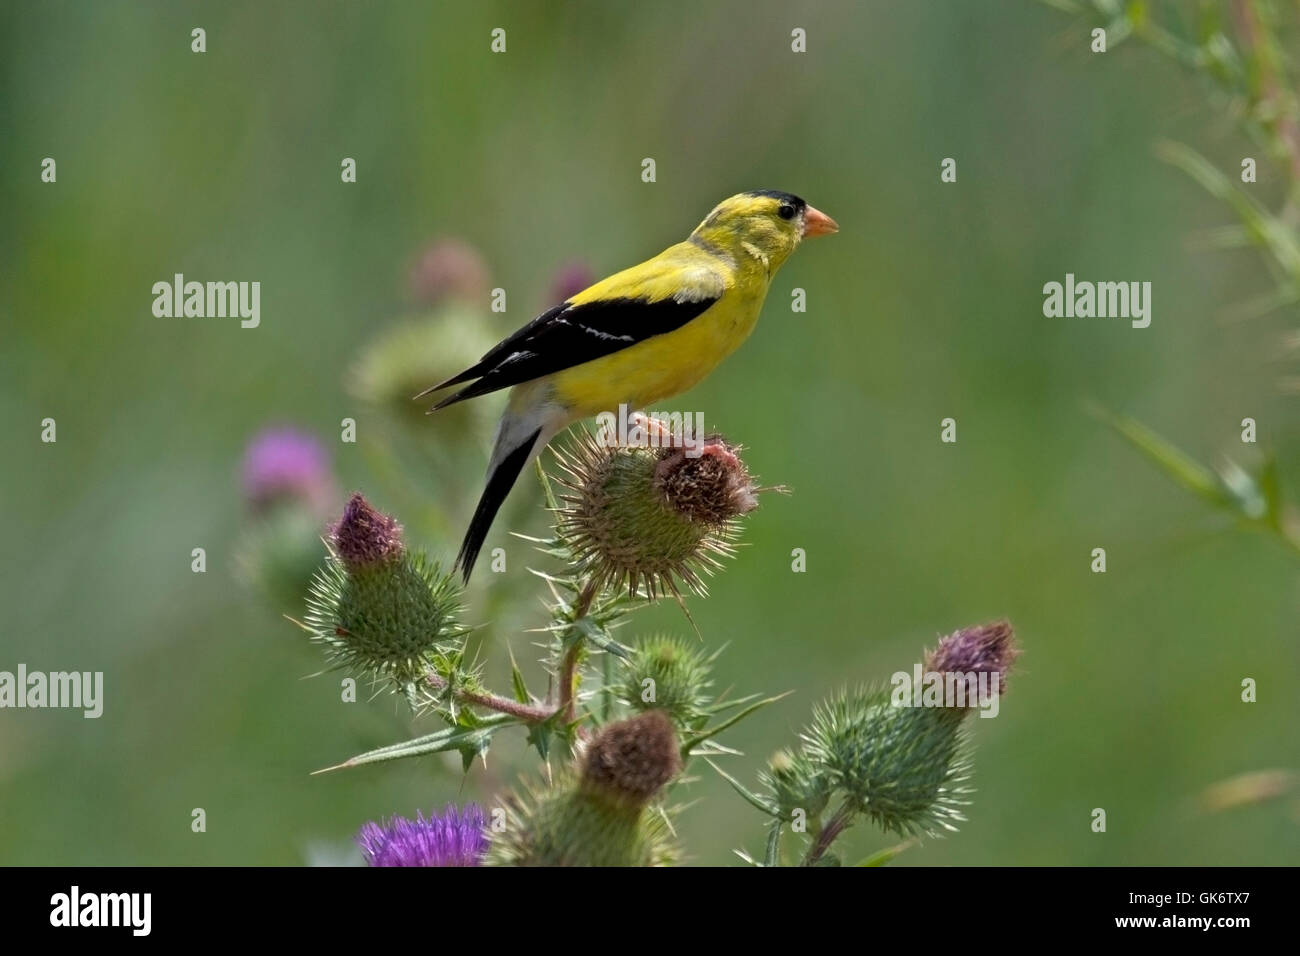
[{"left": 3, "top": 0, "right": 1298, "bottom": 865}]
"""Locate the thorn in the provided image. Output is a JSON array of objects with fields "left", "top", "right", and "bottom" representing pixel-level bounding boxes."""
[{"left": 310, "top": 761, "right": 349, "bottom": 775}]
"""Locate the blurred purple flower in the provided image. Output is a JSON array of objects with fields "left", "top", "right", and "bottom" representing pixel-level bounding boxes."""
[
  {"left": 241, "top": 427, "right": 334, "bottom": 513},
  {"left": 410, "top": 238, "right": 490, "bottom": 306},
  {"left": 357, "top": 804, "right": 488, "bottom": 867},
  {"left": 550, "top": 261, "right": 594, "bottom": 304}
]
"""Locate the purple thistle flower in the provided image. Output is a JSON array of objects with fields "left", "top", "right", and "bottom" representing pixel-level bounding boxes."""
[
  {"left": 357, "top": 804, "right": 488, "bottom": 867},
  {"left": 550, "top": 261, "right": 595, "bottom": 304},
  {"left": 242, "top": 427, "right": 334, "bottom": 513},
  {"left": 330, "top": 493, "right": 404, "bottom": 568},
  {"left": 925, "top": 620, "right": 1020, "bottom": 698}
]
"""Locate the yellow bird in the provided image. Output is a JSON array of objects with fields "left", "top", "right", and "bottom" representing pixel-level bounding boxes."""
[{"left": 418, "top": 190, "right": 838, "bottom": 580}]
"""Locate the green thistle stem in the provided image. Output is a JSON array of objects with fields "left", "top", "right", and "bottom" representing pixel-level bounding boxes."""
[
  {"left": 801, "top": 800, "right": 855, "bottom": 867},
  {"left": 424, "top": 672, "right": 555, "bottom": 723},
  {"left": 558, "top": 577, "right": 599, "bottom": 723}
]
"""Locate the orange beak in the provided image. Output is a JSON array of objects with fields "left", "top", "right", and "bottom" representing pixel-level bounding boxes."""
[{"left": 801, "top": 205, "right": 839, "bottom": 238}]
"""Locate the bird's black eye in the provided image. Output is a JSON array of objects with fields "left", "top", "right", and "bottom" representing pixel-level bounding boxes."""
[{"left": 778, "top": 203, "right": 796, "bottom": 220}]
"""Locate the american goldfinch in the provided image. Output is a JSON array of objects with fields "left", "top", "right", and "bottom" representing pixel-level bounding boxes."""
[{"left": 418, "top": 190, "right": 838, "bottom": 580}]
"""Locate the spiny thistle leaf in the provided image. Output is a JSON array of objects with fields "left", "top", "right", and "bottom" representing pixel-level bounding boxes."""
[
  {"left": 679, "top": 692, "right": 793, "bottom": 758},
  {"left": 1093, "top": 405, "right": 1230, "bottom": 508},
  {"left": 854, "top": 840, "right": 916, "bottom": 867},
  {"left": 763, "top": 821, "right": 783, "bottom": 867},
  {"left": 1096, "top": 405, "right": 1300, "bottom": 551},
  {"left": 706, "top": 758, "right": 781, "bottom": 818},
  {"left": 313, "top": 713, "right": 519, "bottom": 774}
]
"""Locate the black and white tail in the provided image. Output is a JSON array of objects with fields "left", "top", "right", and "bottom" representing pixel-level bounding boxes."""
[
  {"left": 437, "top": 372, "right": 566, "bottom": 582},
  {"left": 455, "top": 426, "right": 542, "bottom": 581}
]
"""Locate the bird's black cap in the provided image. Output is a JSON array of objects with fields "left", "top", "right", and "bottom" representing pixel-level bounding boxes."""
[{"left": 744, "top": 190, "right": 807, "bottom": 211}]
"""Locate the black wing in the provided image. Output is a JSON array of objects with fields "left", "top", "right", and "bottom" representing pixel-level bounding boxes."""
[{"left": 419, "top": 294, "right": 719, "bottom": 410}]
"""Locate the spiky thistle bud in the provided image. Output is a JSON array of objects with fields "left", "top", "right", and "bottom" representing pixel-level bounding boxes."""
[
  {"left": 761, "top": 747, "right": 833, "bottom": 821},
  {"left": 803, "top": 688, "right": 972, "bottom": 837},
  {"left": 488, "top": 712, "right": 682, "bottom": 866},
  {"left": 798, "top": 622, "right": 1020, "bottom": 837},
  {"left": 655, "top": 437, "right": 759, "bottom": 525},
  {"left": 552, "top": 429, "right": 767, "bottom": 598},
  {"left": 614, "top": 635, "right": 715, "bottom": 731},
  {"left": 304, "top": 493, "right": 466, "bottom": 690}
]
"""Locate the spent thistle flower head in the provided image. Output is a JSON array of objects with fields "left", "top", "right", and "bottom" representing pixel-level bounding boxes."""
[
  {"left": 552, "top": 429, "right": 767, "bottom": 598},
  {"left": 580, "top": 709, "right": 682, "bottom": 809},
  {"left": 488, "top": 712, "right": 681, "bottom": 866},
  {"left": 655, "top": 436, "right": 759, "bottom": 525},
  {"left": 357, "top": 804, "right": 488, "bottom": 867}
]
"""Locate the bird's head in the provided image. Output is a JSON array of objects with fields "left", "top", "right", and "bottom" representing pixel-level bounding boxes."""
[{"left": 690, "top": 190, "right": 838, "bottom": 271}]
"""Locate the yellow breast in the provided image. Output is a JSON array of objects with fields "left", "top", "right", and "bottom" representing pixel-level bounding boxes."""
[{"left": 550, "top": 286, "right": 767, "bottom": 418}]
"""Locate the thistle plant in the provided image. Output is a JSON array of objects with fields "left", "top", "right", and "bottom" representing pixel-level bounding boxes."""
[
  {"left": 250, "top": 247, "right": 1023, "bottom": 865},
  {"left": 717, "top": 621, "right": 1019, "bottom": 866},
  {"left": 287, "top": 416, "right": 1020, "bottom": 866}
]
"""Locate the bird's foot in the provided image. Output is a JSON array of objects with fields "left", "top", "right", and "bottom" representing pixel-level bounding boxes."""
[
  {"left": 695, "top": 441, "right": 741, "bottom": 470},
  {"left": 624, "top": 410, "right": 680, "bottom": 448}
]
